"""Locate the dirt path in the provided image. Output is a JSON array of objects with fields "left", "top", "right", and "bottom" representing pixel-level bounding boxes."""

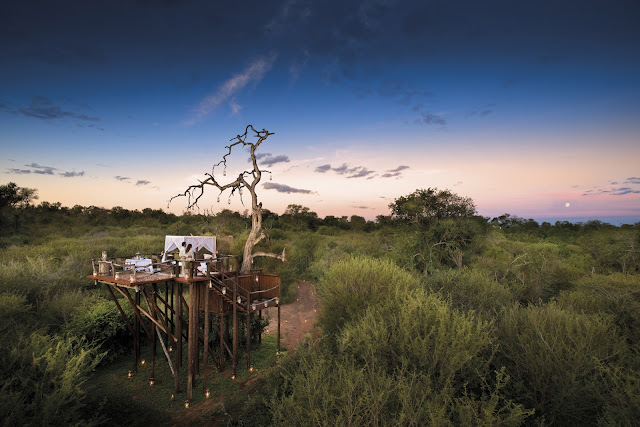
[{"left": 264, "top": 279, "right": 321, "bottom": 352}]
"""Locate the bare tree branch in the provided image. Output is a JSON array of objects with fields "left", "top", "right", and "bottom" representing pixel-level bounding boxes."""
[{"left": 169, "top": 125, "right": 283, "bottom": 274}]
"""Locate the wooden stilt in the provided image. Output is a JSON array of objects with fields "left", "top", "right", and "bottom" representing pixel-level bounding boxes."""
[
  {"left": 203, "top": 283, "right": 210, "bottom": 393},
  {"left": 246, "top": 311, "right": 251, "bottom": 370},
  {"left": 195, "top": 284, "right": 200, "bottom": 376},
  {"left": 258, "top": 310, "right": 262, "bottom": 344},
  {"left": 187, "top": 284, "right": 197, "bottom": 401},
  {"left": 151, "top": 284, "right": 157, "bottom": 382},
  {"left": 165, "top": 282, "right": 169, "bottom": 348},
  {"left": 175, "top": 283, "right": 183, "bottom": 371},
  {"left": 277, "top": 301, "right": 281, "bottom": 353},
  {"left": 219, "top": 313, "right": 225, "bottom": 372},
  {"left": 134, "top": 288, "right": 140, "bottom": 373},
  {"left": 232, "top": 280, "right": 238, "bottom": 377},
  {"left": 104, "top": 283, "right": 134, "bottom": 336}
]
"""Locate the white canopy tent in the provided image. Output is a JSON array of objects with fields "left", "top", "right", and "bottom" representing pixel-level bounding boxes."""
[{"left": 162, "top": 235, "right": 216, "bottom": 261}]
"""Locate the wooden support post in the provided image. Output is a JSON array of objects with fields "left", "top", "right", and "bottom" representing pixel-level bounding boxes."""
[
  {"left": 134, "top": 288, "right": 140, "bottom": 373},
  {"left": 258, "top": 310, "right": 262, "bottom": 344},
  {"left": 151, "top": 284, "right": 157, "bottom": 383},
  {"left": 246, "top": 312, "right": 251, "bottom": 370},
  {"left": 116, "top": 286, "right": 153, "bottom": 340},
  {"left": 175, "top": 283, "right": 183, "bottom": 370},
  {"left": 219, "top": 313, "right": 225, "bottom": 372},
  {"left": 170, "top": 282, "right": 175, "bottom": 337},
  {"left": 165, "top": 282, "right": 169, "bottom": 348},
  {"left": 187, "top": 284, "right": 197, "bottom": 401},
  {"left": 232, "top": 279, "right": 238, "bottom": 377},
  {"left": 104, "top": 283, "right": 134, "bottom": 336},
  {"left": 203, "top": 282, "right": 210, "bottom": 393},
  {"left": 195, "top": 284, "right": 200, "bottom": 376},
  {"left": 277, "top": 301, "right": 281, "bottom": 353}
]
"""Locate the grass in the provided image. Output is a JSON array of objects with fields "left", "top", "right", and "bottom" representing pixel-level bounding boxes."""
[{"left": 85, "top": 333, "right": 283, "bottom": 425}]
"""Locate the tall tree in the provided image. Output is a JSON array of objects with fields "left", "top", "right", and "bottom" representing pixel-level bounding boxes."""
[
  {"left": 0, "top": 182, "right": 38, "bottom": 230},
  {"left": 170, "top": 125, "right": 285, "bottom": 274},
  {"left": 389, "top": 188, "right": 476, "bottom": 224}
]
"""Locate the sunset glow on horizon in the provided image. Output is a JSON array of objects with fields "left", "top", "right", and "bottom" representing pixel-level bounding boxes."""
[{"left": 1, "top": 1, "right": 639, "bottom": 224}]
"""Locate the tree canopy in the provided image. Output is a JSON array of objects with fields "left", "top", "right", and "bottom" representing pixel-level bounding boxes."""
[{"left": 389, "top": 188, "right": 476, "bottom": 224}]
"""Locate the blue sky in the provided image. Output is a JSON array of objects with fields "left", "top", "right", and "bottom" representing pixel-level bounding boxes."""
[{"left": 1, "top": 0, "right": 639, "bottom": 224}]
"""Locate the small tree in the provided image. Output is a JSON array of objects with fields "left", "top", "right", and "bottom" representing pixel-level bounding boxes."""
[{"left": 170, "top": 125, "right": 285, "bottom": 274}]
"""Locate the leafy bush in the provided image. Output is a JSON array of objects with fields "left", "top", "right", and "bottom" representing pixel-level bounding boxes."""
[
  {"left": 0, "top": 332, "right": 105, "bottom": 425},
  {"left": 425, "top": 268, "right": 515, "bottom": 316},
  {"left": 65, "top": 296, "right": 134, "bottom": 362},
  {"left": 496, "top": 302, "right": 629, "bottom": 424},
  {"left": 317, "top": 256, "right": 419, "bottom": 348}
]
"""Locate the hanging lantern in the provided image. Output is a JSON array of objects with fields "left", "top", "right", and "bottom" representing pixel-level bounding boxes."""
[
  {"left": 239, "top": 187, "right": 243, "bottom": 195},
  {"left": 236, "top": 296, "right": 242, "bottom": 304},
  {"left": 217, "top": 196, "right": 220, "bottom": 203},
  {"left": 222, "top": 287, "right": 226, "bottom": 295},
  {"left": 223, "top": 169, "right": 226, "bottom": 176},
  {"left": 228, "top": 198, "right": 231, "bottom": 205}
]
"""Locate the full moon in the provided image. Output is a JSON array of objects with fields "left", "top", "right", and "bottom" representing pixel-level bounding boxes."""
[{"left": 565, "top": 202, "right": 571, "bottom": 208}]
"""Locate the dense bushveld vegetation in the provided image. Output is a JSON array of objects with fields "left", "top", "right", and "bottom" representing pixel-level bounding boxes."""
[{"left": 1, "top": 182, "right": 639, "bottom": 425}]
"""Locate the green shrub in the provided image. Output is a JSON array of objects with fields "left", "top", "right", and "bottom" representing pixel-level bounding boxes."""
[
  {"left": 425, "top": 268, "right": 515, "bottom": 316},
  {"left": 65, "top": 296, "right": 134, "bottom": 362},
  {"left": 318, "top": 256, "right": 420, "bottom": 347},
  {"left": 0, "top": 332, "right": 105, "bottom": 425},
  {"left": 496, "top": 303, "right": 628, "bottom": 424}
]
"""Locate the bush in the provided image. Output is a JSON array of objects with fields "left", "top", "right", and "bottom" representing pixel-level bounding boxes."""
[
  {"left": 496, "top": 303, "right": 629, "bottom": 424},
  {"left": 425, "top": 268, "right": 515, "bottom": 317},
  {"left": 65, "top": 296, "right": 134, "bottom": 362},
  {"left": 0, "top": 332, "right": 105, "bottom": 425},
  {"left": 317, "top": 256, "right": 420, "bottom": 347}
]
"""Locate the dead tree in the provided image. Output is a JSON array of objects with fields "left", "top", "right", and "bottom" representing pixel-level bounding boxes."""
[{"left": 170, "top": 125, "right": 285, "bottom": 274}]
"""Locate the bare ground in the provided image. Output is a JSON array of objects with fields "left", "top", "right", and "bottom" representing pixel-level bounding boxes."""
[{"left": 264, "top": 279, "right": 321, "bottom": 352}]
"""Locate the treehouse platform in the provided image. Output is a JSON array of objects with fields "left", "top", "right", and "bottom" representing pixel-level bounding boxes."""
[{"left": 87, "top": 252, "right": 280, "bottom": 402}]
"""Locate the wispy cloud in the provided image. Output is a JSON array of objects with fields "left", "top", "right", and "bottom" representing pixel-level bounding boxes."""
[
  {"left": 624, "top": 177, "right": 640, "bottom": 185},
  {"left": 136, "top": 180, "right": 151, "bottom": 186},
  {"left": 263, "top": 182, "right": 315, "bottom": 194},
  {"left": 466, "top": 104, "right": 495, "bottom": 118},
  {"left": 416, "top": 112, "right": 447, "bottom": 126},
  {"left": 381, "top": 165, "right": 409, "bottom": 178},
  {"left": 315, "top": 163, "right": 376, "bottom": 179},
  {"left": 60, "top": 171, "right": 85, "bottom": 177},
  {"left": 185, "top": 54, "right": 277, "bottom": 124},
  {"left": 1, "top": 96, "right": 99, "bottom": 122},
  {"left": 115, "top": 176, "right": 130, "bottom": 181},
  {"left": 27, "top": 163, "right": 57, "bottom": 175},
  {"left": 261, "top": 155, "right": 290, "bottom": 167},
  {"left": 251, "top": 153, "right": 290, "bottom": 167},
  {"left": 6, "top": 162, "right": 85, "bottom": 177}
]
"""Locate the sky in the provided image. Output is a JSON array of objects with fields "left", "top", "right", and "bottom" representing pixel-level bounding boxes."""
[{"left": 1, "top": 0, "right": 639, "bottom": 224}]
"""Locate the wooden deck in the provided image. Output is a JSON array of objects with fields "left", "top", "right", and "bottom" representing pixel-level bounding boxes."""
[{"left": 88, "top": 254, "right": 280, "bottom": 402}]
